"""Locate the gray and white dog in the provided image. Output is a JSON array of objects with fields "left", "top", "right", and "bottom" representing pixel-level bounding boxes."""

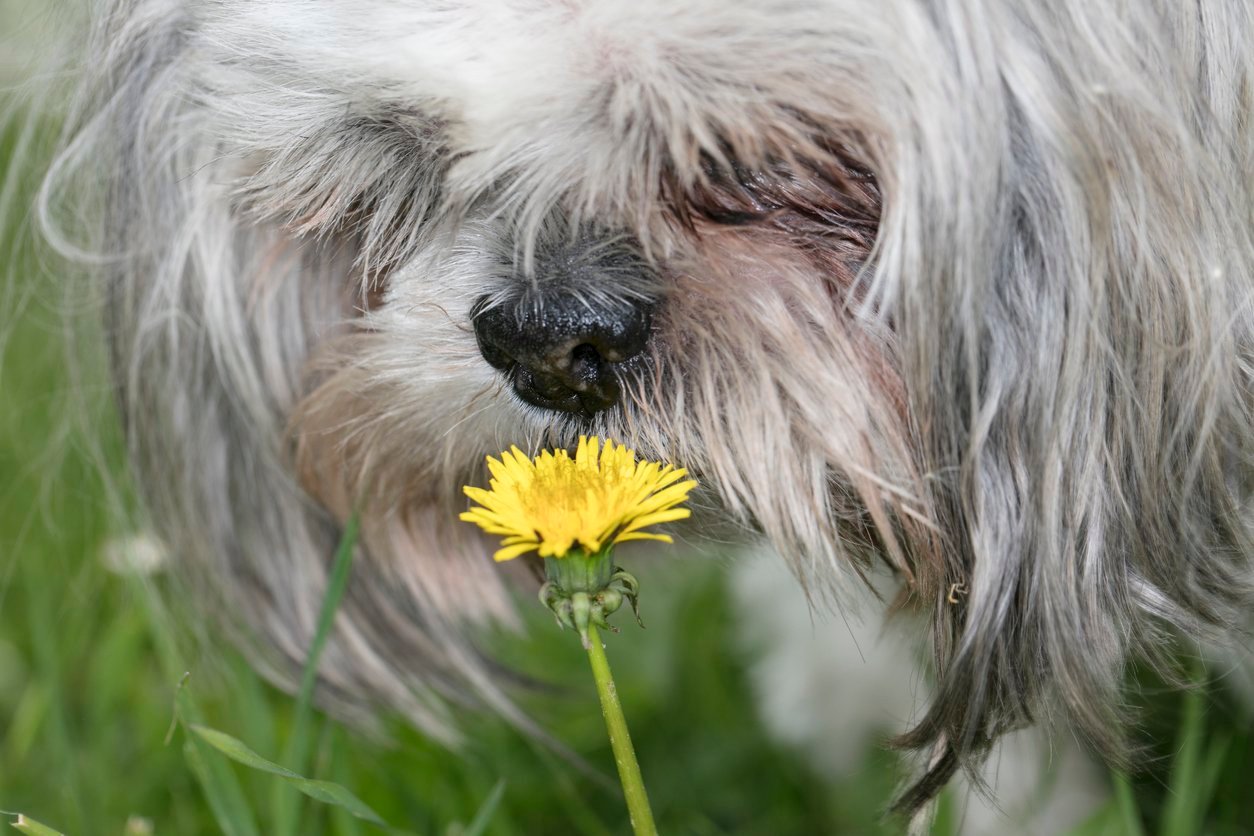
[{"left": 40, "top": 0, "right": 1254, "bottom": 820}]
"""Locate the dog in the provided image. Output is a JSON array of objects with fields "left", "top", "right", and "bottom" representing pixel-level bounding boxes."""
[{"left": 37, "top": 0, "right": 1254, "bottom": 821}]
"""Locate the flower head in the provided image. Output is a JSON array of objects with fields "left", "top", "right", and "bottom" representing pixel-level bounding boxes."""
[{"left": 460, "top": 436, "right": 697, "bottom": 562}]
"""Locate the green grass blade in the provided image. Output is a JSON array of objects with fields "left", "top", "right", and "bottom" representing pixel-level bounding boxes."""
[
  {"left": 1197, "top": 732, "right": 1233, "bottom": 819},
  {"left": 183, "top": 738, "right": 262, "bottom": 836},
  {"left": 19, "top": 559, "right": 86, "bottom": 832},
  {"left": 136, "top": 575, "right": 261, "bottom": 836},
  {"left": 460, "top": 780, "right": 506, "bottom": 836},
  {"left": 273, "top": 513, "right": 360, "bottom": 836},
  {"left": 9, "top": 815, "right": 65, "bottom": 836},
  {"left": 177, "top": 686, "right": 262, "bottom": 836},
  {"left": 330, "top": 728, "right": 365, "bottom": 836},
  {"left": 191, "top": 724, "right": 388, "bottom": 827},
  {"left": 1112, "top": 771, "right": 1145, "bottom": 836},
  {"left": 1161, "top": 660, "right": 1207, "bottom": 836}
]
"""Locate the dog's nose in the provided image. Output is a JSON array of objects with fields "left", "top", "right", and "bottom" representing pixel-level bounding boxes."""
[{"left": 472, "top": 293, "right": 652, "bottom": 417}]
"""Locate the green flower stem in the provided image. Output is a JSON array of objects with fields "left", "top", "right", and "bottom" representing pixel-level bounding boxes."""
[{"left": 584, "top": 623, "right": 657, "bottom": 836}]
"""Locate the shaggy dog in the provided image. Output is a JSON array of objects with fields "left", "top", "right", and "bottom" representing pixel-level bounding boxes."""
[{"left": 40, "top": 0, "right": 1254, "bottom": 820}]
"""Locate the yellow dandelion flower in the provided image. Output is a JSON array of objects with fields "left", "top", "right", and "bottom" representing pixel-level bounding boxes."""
[{"left": 460, "top": 436, "right": 697, "bottom": 562}]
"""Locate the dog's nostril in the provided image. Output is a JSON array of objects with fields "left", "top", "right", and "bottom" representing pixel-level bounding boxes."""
[
  {"left": 471, "top": 295, "right": 652, "bottom": 416},
  {"left": 476, "top": 331, "right": 515, "bottom": 372},
  {"left": 561, "top": 342, "right": 610, "bottom": 395},
  {"left": 569, "top": 342, "right": 599, "bottom": 372}
]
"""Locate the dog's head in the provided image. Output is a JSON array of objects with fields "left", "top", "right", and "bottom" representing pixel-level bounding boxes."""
[{"left": 46, "top": 0, "right": 1254, "bottom": 809}]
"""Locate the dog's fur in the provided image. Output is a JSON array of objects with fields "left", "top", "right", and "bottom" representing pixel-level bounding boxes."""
[
  {"left": 731, "top": 553, "right": 1113, "bottom": 833},
  {"left": 36, "top": 0, "right": 1254, "bottom": 815}
]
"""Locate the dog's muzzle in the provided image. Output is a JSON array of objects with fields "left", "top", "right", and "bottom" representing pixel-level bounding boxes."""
[{"left": 472, "top": 290, "right": 652, "bottom": 417}]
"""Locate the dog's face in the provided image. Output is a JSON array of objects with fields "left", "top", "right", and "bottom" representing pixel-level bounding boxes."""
[
  {"left": 215, "top": 0, "right": 922, "bottom": 628},
  {"left": 55, "top": 0, "right": 1253, "bottom": 809},
  {"left": 218, "top": 0, "right": 908, "bottom": 552}
]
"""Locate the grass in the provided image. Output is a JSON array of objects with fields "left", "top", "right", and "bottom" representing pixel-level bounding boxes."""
[{"left": 2, "top": 103, "right": 1253, "bottom": 835}]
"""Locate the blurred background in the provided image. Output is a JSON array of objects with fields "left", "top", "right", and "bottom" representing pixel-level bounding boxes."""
[{"left": 2, "top": 2, "right": 1253, "bottom": 833}]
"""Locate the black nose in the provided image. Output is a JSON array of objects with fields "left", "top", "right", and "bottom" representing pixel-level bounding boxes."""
[{"left": 472, "top": 293, "right": 653, "bottom": 417}]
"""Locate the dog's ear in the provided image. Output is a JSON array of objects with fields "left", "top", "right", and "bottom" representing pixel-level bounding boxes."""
[
  {"left": 878, "top": 3, "right": 1254, "bottom": 812},
  {"left": 40, "top": 0, "right": 527, "bottom": 737}
]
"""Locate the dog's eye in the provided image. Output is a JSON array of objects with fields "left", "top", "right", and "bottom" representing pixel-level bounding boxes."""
[
  {"left": 686, "top": 154, "right": 880, "bottom": 237},
  {"left": 686, "top": 165, "right": 776, "bottom": 226}
]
